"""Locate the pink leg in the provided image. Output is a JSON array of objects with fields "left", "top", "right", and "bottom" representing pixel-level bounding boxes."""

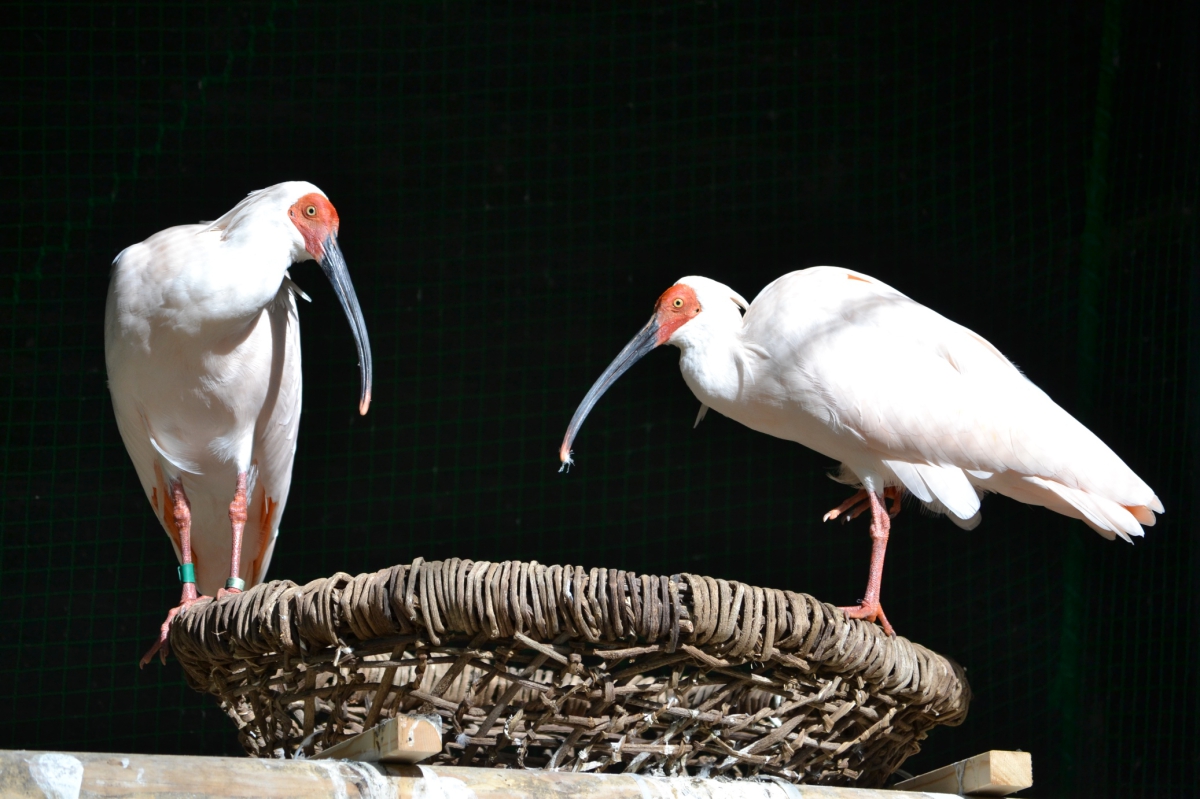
[
  {"left": 217, "top": 471, "right": 248, "bottom": 599},
  {"left": 837, "top": 490, "right": 896, "bottom": 636},
  {"left": 140, "top": 480, "right": 210, "bottom": 667}
]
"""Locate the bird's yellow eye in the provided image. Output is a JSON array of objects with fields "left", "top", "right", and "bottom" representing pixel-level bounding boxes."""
[
  {"left": 305, "top": 205, "right": 317, "bottom": 217},
  {"left": 673, "top": 298, "right": 684, "bottom": 308}
]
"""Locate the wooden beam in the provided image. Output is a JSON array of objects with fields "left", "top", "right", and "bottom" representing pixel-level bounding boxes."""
[
  {"left": 893, "top": 750, "right": 1032, "bottom": 796},
  {"left": 312, "top": 714, "right": 443, "bottom": 764},
  {"left": 0, "top": 750, "right": 964, "bottom": 798}
]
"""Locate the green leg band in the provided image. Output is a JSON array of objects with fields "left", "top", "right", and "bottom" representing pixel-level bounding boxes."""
[
  {"left": 225, "top": 577, "right": 245, "bottom": 591},
  {"left": 178, "top": 563, "right": 196, "bottom": 584}
]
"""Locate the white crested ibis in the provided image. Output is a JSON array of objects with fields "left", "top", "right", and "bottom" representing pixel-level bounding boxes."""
[
  {"left": 558, "top": 267, "right": 1162, "bottom": 634},
  {"left": 104, "top": 181, "right": 372, "bottom": 665}
]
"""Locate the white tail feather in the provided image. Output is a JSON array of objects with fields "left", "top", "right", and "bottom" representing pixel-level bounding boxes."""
[
  {"left": 1024, "top": 475, "right": 1144, "bottom": 542},
  {"left": 966, "top": 471, "right": 1154, "bottom": 543}
]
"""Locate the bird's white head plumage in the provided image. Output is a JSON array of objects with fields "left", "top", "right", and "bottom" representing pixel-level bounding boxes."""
[
  {"left": 655, "top": 276, "right": 750, "bottom": 351},
  {"left": 210, "top": 181, "right": 340, "bottom": 265}
]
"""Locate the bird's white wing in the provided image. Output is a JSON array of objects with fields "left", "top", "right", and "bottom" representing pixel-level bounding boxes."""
[
  {"left": 104, "top": 233, "right": 208, "bottom": 564},
  {"left": 243, "top": 278, "right": 305, "bottom": 587},
  {"left": 745, "top": 268, "right": 1161, "bottom": 538}
]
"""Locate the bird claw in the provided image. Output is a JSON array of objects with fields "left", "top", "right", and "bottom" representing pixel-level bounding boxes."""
[
  {"left": 823, "top": 490, "right": 871, "bottom": 523},
  {"left": 823, "top": 487, "right": 902, "bottom": 524},
  {"left": 139, "top": 594, "right": 210, "bottom": 668},
  {"left": 216, "top": 586, "right": 243, "bottom": 600},
  {"left": 824, "top": 506, "right": 868, "bottom": 523},
  {"left": 838, "top": 600, "right": 896, "bottom": 637}
]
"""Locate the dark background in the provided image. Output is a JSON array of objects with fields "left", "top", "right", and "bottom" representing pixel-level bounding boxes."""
[{"left": 3, "top": 2, "right": 1196, "bottom": 796}]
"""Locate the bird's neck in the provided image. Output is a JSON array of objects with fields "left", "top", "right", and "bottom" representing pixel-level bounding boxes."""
[
  {"left": 208, "top": 213, "right": 309, "bottom": 315},
  {"left": 160, "top": 236, "right": 294, "bottom": 339},
  {"left": 674, "top": 320, "right": 750, "bottom": 408}
]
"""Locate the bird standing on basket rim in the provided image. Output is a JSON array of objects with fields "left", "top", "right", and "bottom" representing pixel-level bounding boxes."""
[
  {"left": 104, "top": 181, "right": 373, "bottom": 666},
  {"left": 557, "top": 267, "right": 1163, "bottom": 635}
]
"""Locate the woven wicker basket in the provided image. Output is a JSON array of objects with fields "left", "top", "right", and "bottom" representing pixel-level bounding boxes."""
[{"left": 170, "top": 558, "right": 970, "bottom": 787}]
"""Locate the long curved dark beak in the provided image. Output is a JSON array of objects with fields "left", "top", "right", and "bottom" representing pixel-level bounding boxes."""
[
  {"left": 558, "top": 315, "right": 660, "bottom": 472},
  {"left": 319, "top": 234, "right": 373, "bottom": 415}
]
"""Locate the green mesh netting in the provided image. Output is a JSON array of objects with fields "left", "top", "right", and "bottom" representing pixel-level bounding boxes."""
[{"left": 3, "top": 3, "right": 1195, "bottom": 796}]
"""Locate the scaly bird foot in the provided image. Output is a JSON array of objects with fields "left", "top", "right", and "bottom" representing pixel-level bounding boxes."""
[
  {"left": 838, "top": 599, "right": 895, "bottom": 637},
  {"left": 139, "top": 592, "right": 210, "bottom": 668}
]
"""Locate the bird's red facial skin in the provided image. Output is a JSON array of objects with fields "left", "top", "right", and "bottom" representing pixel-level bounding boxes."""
[
  {"left": 288, "top": 193, "right": 340, "bottom": 261},
  {"left": 653, "top": 284, "right": 702, "bottom": 344}
]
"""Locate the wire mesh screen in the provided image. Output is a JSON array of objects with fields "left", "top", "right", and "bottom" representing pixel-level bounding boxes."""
[{"left": 3, "top": 2, "right": 1195, "bottom": 796}]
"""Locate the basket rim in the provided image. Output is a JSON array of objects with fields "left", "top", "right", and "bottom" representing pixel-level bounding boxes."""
[{"left": 170, "top": 557, "right": 969, "bottom": 710}]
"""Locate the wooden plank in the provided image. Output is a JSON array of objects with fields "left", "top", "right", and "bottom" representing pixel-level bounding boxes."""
[
  {"left": 893, "top": 750, "right": 1032, "bottom": 796},
  {"left": 0, "top": 749, "right": 964, "bottom": 798},
  {"left": 311, "top": 714, "right": 443, "bottom": 764}
]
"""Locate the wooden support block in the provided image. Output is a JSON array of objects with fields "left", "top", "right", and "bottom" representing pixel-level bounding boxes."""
[
  {"left": 893, "top": 750, "right": 1032, "bottom": 796},
  {"left": 312, "top": 714, "right": 443, "bottom": 764},
  {"left": 0, "top": 750, "right": 966, "bottom": 798}
]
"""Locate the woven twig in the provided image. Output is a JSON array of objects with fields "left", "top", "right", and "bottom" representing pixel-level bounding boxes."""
[{"left": 170, "top": 559, "right": 970, "bottom": 787}]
